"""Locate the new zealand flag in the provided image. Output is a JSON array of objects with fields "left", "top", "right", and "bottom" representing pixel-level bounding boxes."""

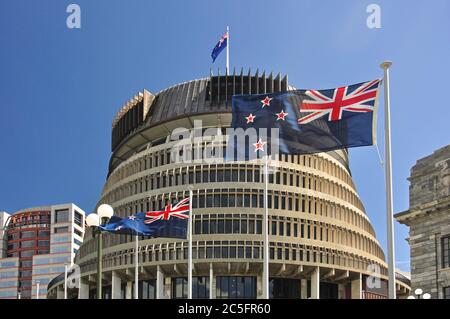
[
  {"left": 99, "top": 198, "right": 190, "bottom": 239},
  {"left": 211, "top": 32, "right": 228, "bottom": 63},
  {"left": 229, "top": 79, "right": 381, "bottom": 159}
]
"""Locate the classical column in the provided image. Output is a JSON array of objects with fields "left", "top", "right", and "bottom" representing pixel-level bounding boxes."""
[
  {"left": 125, "top": 281, "right": 133, "bottom": 299},
  {"left": 78, "top": 279, "right": 89, "bottom": 299},
  {"left": 310, "top": 267, "right": 320, "bottom": 299},
  {"left": 156, "top": 265, "right": 164, "bottom": 299},
  {"left": 351, "top": 274, "right": 362, "bottom": 299},
  {"left": 111, "top": 271, "right": 122, "bottom": 299},
  {"left": 209, "top": 263, "right": 214, "bottom": 299}
]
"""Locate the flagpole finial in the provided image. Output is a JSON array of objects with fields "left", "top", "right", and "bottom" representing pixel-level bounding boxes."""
[{"left": 380, "top": 61, "right": 393, "bottom": 70}]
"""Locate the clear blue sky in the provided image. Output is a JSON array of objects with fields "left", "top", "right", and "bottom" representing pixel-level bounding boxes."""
[{"left": 1, "top": 0, "right": 450, "bottom": 273}]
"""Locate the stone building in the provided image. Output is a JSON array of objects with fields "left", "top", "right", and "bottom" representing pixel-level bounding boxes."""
[{"left": 396, "top": 145, "right": 450, "bottom": 299}]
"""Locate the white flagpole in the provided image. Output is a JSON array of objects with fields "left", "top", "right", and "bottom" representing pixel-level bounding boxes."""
[
  {"left": 134, "top": 233, "right": 139, "bottom": 299},
  {"left": 36, "top": 280, "right": 40, "bottom": 300},
  {"left": 380, "top": 61, "right": 396, "bottom": 299},
  {"left": 262, "top": 155, "right": 269, "bottom": 299},
  {"left": 226, "top": 26, "right": 230, "bottom": 75},
  {"left": 64, "top": 264, "right": 68, "bottom": 299},
  {"left": 188, "top": 189, "right": 193, "bottom": 299}
]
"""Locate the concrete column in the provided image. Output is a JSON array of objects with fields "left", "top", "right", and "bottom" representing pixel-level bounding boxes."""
[
  {"left": 351, "top": 274, "right": 362, "bottom": 299},
  {"left": 256, "top": 274, "right": 263, "bottom": 299},
  {"left": 125, "top": 281, "right": 133, "bottom": 299},
  {"left": 310, "top": 267, "right": 320, "bottom": 299},
  {"left": 111, "top": 271, "right": 122, "bottom": 299},
  {"left": 56, "top": 286, "right": 64, "bottom": 299},
  {"left": 300, "top": 279, "right": 308, "bottom": 299},
  {"left": 78, "top": 279, "right": 89, "bottom": 299},
  {"left": 209, "top": 263, "right": 214, "bottom": 299},
  {"left": 156, "top": 265, "right": 164, "bottom": 299},
  {"left": 337, "top": 283, "right": 345, "bottom": 299}
]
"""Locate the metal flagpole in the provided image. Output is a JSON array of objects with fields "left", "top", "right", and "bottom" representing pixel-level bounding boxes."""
[
  {"left": 188, "top": 189, "right": 193, "bottom": 299},
  {"left": 226, "top": 26, "right": 230, "bottom": 74},
  {"left": 262, "top": 155, "right": 269, "bottom": 299},
  {"left": 64, "top": 264, "right": 68, "bottom": 299},
  {"left": 380, "top": 61, "right": 396, "bottom": 299},
  {"left": 135, "top": 233, "right": 139, "bottom": 299},
  {"left": 36, "top": 280, "right": 40, "bottom": 300}
]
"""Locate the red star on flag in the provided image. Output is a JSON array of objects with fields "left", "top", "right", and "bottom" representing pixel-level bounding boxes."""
[
  {"left": 261, "top": 96, "right": 273, "bottom": 108},
  {"left": 253, "top": 138, "right": 266, "bottom": 152},
  {"left": 276, "top": 110, "right": 288, "bottom": 121},
  {"left": 246, "top": 113, "right": 256, "bottom": 124}
]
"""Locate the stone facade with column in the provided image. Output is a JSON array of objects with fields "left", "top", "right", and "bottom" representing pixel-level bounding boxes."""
[{"left": 396, "top": 145, "right": 450, "bottom": 299}]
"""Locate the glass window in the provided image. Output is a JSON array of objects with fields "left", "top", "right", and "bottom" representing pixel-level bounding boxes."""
[
  {"left": 54, "top": 226, "right": 69, "bottom": 234},
  {"left": 195, "top": 220, "right": 201, "bottom": 235},
  {"left": 20, "top": 250, "right": 35, "bottom": 258},
  {"left": 21, "top": 231, "right": 36, "bottom": 239},
  {"left": 218, "top": 220, "right": 225, "bottom": 234},
  {"left": 279, "top": 222, "right": 284, "bottom": 236},
  {"left": 244, "top": 194, "right": 250, "bottom": 207},
  {"left": 228, "top": 194, "right": 235, "bottom": 207},
  {"left": 248, "top": 219, "right": 255, "bottom": 234},
  {"left": 202, "top": 220, "right": 209, "bottom": 234},
  {"left": 74, "top": 211, "right": 83, "bottom": 227},
  {"left": 232, "top": 220, "right": 240, "bottom": 234},
  {"left": 193, "top": 277, "right": 209, "bottom": 299},
  {"left": 139, "top": 280, "right": 156, "bottom": 299},
  {"left": 256, "top": 220, "right": 262, "bottom": 234},
  {"left": 241, "top": 220, "right": 247, "bottom": 234},
  {"left": 21, "top": 241, "right": 35, "bottom": 248},
  {"left": 55, "top": 209, "right": 70, "bottom": 223},
  {"left": 225, "top": 220, "right": 232, "bottom": 233},
  {"left": 216, "top": 276, "right": 256, "bottom": 299},
  {"left": 172, "top": 277, "right": 187, "bottom": 299},
  {"left": 444, "top": 286, "right": 450, "bottom": 299},
  {"left": 38, "top": 230, "right": 50, "bottom": 238}
]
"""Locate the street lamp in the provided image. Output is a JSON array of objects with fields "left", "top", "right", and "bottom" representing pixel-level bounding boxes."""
[
  {"left": 408, "top": 288, "right": 431, "bottom": 299},
  {"left": 86, "top": 204, "right": 114, "bottom": 299},
  {"left": 414, "top": 288, "right": 423, "bottom": 297}
]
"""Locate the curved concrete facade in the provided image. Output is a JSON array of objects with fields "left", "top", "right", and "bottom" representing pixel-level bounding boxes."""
[{"left": 48, "top": 71, "right": 410, "bottom": 299}]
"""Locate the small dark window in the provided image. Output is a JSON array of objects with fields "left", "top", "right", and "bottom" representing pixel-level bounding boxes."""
[{"left": 442, "top": 236, "right": 450, "bottom": 269}]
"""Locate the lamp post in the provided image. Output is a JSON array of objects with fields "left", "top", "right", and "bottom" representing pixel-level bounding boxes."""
[
  {"left": 86, "top": 204, "right": 114, "bottom": 300},
  {"left": 36, "top": 280, "right": 40, "bottom": 300},
  {"left": 407, "top": 288, "right": 431, "bottom": 299},
  {"left": 64, "top": 263, "right": 68, "bottom": 299}
]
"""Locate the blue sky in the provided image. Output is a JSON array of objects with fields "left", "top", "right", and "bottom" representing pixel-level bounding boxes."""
[{"left": 1, "top": 0, "right": 450, "bottom": 273}]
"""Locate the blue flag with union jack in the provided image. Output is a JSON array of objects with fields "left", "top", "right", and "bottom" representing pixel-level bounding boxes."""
[
  {"left": 230, "top": 79, "right": 382, "bottom": 157},
  {"left": 98, "top": 198, "right": 190, "bottom": 239},
  {"left": 211, "top": 32, "right": 228, "bottom": 63}
]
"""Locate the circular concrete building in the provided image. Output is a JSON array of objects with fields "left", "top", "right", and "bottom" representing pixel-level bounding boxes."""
[{"left": 48, "top": 70, "right": 410, "bottom": 299}]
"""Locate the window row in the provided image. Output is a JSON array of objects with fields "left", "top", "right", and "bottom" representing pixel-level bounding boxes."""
[
  {"left": 114, "top": 190, "right": 374, "bottom": 236},
  {"left": 106, "top": 165, "right": 361, "bottom": 211},
  {"left": 94, "top": 244, "right": 383, "bottom": 276},
  {"left": 109, "top": 143, "right": 352, "bottom": 188}
]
